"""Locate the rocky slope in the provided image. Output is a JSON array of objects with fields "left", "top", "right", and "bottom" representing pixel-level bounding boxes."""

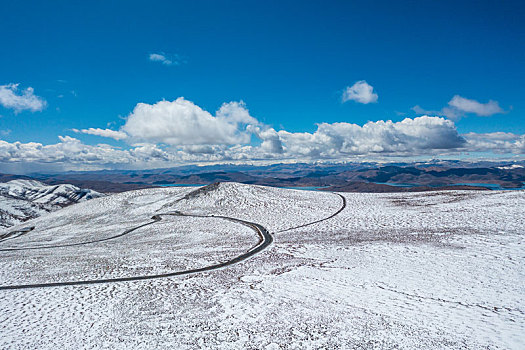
[{"left": 0, "top": 179, "right": 103, "bottom": 229}]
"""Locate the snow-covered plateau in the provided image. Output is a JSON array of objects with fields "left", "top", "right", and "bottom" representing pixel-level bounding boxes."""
[
  {"left": 0, "top": 179, "right": 103, "bottom": 229},
  {"left": 0, "top": 182, "right": 523, "bottom": 349}
]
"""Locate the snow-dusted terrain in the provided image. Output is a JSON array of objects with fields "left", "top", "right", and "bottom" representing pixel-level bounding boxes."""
[
  {"left": 0, "top": 179, "right": 103, "bottom": 229},
  {"left": 0, "top": 183, "right": 524, "bottom": 349}
]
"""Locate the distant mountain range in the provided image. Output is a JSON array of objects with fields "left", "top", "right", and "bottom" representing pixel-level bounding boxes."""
[
  {"left": 1, "top": 160, "right": 524, "bottom": 194},
  {"left": 0, "top": 179, "right": 103, "bottom": 229}
]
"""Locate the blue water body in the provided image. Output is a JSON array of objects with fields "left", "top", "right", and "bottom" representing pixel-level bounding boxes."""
[
  {"left": 373, "top": 182, "right": 419, "bottom": 188},
  {"left": 373, "top": 182, "right": 525, "bottom": 191},
  {"left": 451, "top": 183, "right": 525, "bottom": 190}
]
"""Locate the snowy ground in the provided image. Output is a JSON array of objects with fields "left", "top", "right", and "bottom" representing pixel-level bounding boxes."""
[{"left": 0, "top": 183, "right": 524, "bottom": 349}]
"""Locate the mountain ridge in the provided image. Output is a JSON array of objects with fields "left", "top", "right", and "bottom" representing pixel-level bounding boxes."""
[{"left": 0, "top": 179, "right": 103, "bottom": 229}]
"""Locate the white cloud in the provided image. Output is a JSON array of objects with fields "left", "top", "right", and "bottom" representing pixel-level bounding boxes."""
[
  {"left": 342, "top": 80, "right": 378, "bottom": 104},
  {"left": 1, "top": 96, "right": 523, "bottom": 172},
  {"left": 412, "top": 105, "right": 460, "bottom": 120},
  {"left": 448, "top": 95, "right": 503, "bottom": 116},
  {"left": 0, "top": 136, "right": 178, "bottom": 170},
  {"left": 247, "top": 125, "right": 284, "bottom": 154},
  {"left": 277, "top": 116, "right": 465, "bottom": 158},
  {"left": 0, "top": 84, "right": 47, "bottom": 113},
  {"left": 83, "top": 114, "right": 469, "bottom": 162},
  {"left": 73, "top": 128, "right": 128, "bottom": 141},
  {"left": 412, "top": 105, "right": 437, "bottom": 116},
  {"left": 463, "top": 132, "right": 525, "bottom": 154},
  {"left": 129, "top": 143, "right": 173, "bottom": 161},
  {"left": 413, "top": 95, "right": 504, "bottom": 120},
  {"left": 216, "top": 101, "right": 258, "bottom": 125},
  {"left": 3, "top": 114, "right": 502, "bottom": 172},
  {"left": 122, "top": 97, "right": 258, "bottom": 146},
  {"left": 148, "top": 53, "right": 178, "bottom": 66},
  {"left": 0, "top": 136, "right": 130, "bottom": 164}
]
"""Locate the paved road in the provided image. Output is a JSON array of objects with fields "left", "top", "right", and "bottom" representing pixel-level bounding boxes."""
[
  {"left": 0, "top": 226, "right": 35, "bottom": 244},
  {"left": 0, "top": 221, "right": 156, "bottom": 252},
  {"left": 0, "top": 192, "right": 346, "bottom": 290},
  {"left": 276, "top": 193, "right": 346, "bottom": 233},
  {"left": 0, "top": 212, "right": 272, "bottom": 290}
]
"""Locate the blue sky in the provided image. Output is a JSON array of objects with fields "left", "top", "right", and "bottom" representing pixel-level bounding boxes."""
[{"left": 0, "top": 1, "right": 524, "bottom": 172}]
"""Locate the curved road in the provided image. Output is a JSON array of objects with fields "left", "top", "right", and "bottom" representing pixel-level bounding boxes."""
[
  {"left": 0, "top": 222, "right": 155, "bottom": 252},
  {"left": 0, "top": 192, "right": 346, "bottom": 290},
  {"left": 0, "top": 212, "right": 272, "bottom": 290},
  {"left": 276, "top": 193, "right": 346, "bottom": 233},
  {"left": 0, "top": 226, "right": 35, "bottom": 244}
]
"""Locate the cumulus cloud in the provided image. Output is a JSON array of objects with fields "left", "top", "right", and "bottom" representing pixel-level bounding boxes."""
[
  {"left": 7, "top": 113, "right": 507, "bottom": 171},
  {"left": 73, "top": 99, "right": 466, "bottom": 161},
  {"left": 148, "top": 53, "right": 179, "bottom": 66},
  {"left": 73, "top": 128, "right": 128, "bottom": 141},
  {"left": 129, "top": 143, "right": 173, "bottom": 161},
  {"left": 247, "top": 125, "right": 284, "bottom": 154},
  {"left": 0, "top": 84, "right": 47, "bottom": 113},
  {"left": 122, "top": 97, "right": 259, "bottom": 146},
  {"left": 277, "top": 116, "right": 465, "bottom": 158},
  {"left": 342, "top": 81, "right": 378, "bottom": 104},
  {"left": 413, "top": 95, "right": 504, "bottom": 120},
  {"left": 1, "top": 93, "right": 523, "bottom": 172}
]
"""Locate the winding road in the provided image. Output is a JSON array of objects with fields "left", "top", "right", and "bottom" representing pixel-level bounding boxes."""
[
  {"left": 0, "top": 192, "right": 346, "bottom": 290},
  {"left": 0, "top": 226, "right": 35, "bottom": 244}
]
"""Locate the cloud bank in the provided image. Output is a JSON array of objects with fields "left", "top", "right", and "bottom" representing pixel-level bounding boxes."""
[
  {"left": 277, "top": 116, "right": 465, "bottom": 158},
  {"left": 1, "top": 97, "right": 522, "bottom": 172}
]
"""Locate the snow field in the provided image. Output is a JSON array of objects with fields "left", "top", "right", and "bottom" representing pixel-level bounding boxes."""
[{"left": 0, "top": 183, "right": 524, "bottom": 349}]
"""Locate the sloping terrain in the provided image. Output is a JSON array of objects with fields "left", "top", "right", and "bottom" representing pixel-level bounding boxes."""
[
  {"left": 0, "top": 183, "right": 524, "bottom": 349},
  {"left": 0, "top": 179, "right": 103, "bottom": 229}
]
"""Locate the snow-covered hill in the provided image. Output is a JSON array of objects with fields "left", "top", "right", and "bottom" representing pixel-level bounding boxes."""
[
  {"left": 0, "top": 179, "right": 103, "bottom": 228},
  {"left": 0, "top": 183, "right": 524, "bottom": 349}
]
